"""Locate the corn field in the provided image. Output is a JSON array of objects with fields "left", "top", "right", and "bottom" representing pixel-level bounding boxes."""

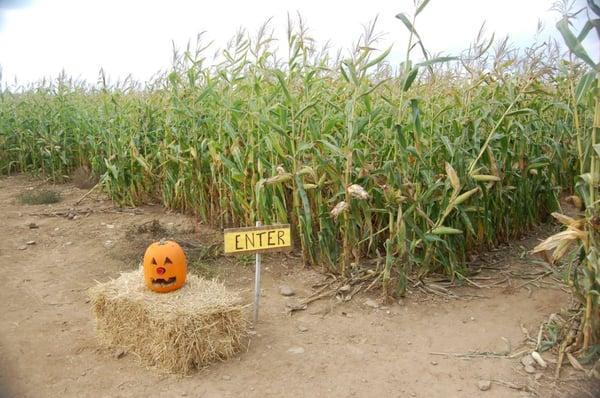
[{"left": 0, "top": 8, "right": 594, "bottom": 303}]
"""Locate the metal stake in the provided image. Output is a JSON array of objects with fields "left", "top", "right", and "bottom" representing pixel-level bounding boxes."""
[{"left": 253, "top": 220, "right": 262, "bottom": 326}]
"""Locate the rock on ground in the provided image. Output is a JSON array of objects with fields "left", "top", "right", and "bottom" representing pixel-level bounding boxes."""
[
  {"left": 478, "top": 380, "right": 491, "bottom": 391},
  {"left": 279, "top": 285, "right": 295, "bottom": 296}
]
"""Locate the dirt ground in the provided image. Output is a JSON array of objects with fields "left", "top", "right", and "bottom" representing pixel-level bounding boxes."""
[{"left": 0, "top": 175, "right": 593, "bottom": 398}]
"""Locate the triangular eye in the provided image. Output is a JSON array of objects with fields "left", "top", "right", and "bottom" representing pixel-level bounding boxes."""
[
  {"left": 151, "top": 257, "right": 157, "bottom": 265},
  {"left": 164, "top": 257, "right": 172, "bottom": 265}
]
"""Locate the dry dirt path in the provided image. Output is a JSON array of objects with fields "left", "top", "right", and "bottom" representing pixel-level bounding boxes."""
[{"left": 0, "top": 175, "right": 584, "bottom": 397}]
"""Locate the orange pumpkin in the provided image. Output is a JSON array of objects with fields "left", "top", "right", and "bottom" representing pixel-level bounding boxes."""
[{"left": 143, "top": 239, "right": 187, "bottom": 293}]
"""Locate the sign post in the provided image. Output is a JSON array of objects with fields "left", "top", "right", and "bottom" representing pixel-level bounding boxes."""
[
  {"left": 223, "top": 223, "right": 292, "bottom": 326},
  {"left": 253, "top": 221, "right": 262, "bottom": 325}
]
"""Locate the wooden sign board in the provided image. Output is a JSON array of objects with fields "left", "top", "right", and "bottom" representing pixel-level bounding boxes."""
[{"left": 224, "top": 224, "right": 292, "bottom": 255}]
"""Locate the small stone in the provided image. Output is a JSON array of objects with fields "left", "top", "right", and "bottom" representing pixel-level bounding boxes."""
[
  {"left": 364, "top": 299, "right": 379, "bottom": 309},
  {"left": 287, "top": 346, "right": 305, "bottom": 354},
  {"left": 26, "top": 240, "right": 36, "bottom": 245},
  {"left": 524, "top": 365, "right": 536, "bottom": 374},
  {"left": 247, "top": 330, "right": 257, "bottom": 336},
  {"left": 521, "top": 355, "right": 535, "bottom": 368},
  {"left": 28, "top": 223, "right": 39, "bottom": 229},
  {"left": 298, "top": 325, "right": 308, "bottom": 332},
  {"left": 534, "top": 373, "right": 543, "bottom": 381},
  {"left": 279, "top": 285, "right": 295, "bottom": 296},
  {"left": 46, "top": 353, "right": 51, "bottom": 357},
  {"left": 410, "top": 393, "right": 416, "bottom": 397},
  {"left": 65, "top": 241, "right": 73, "bottom": 246},
  {"left": 114, "top": 349, "right": 126, "bottom": 359},
  {"left": 104, "top": 240, "right": 114, "bottom": 247},
  {"left": 222, "top": 375, "right": 231, "bottom": 381},
  {"left": 106, "top": 224, "right": 114, "bottom": 229},
  {"left": 18, "top": 245, "right": 27, "bottom": 250},
  {"left": 80, "top": 371, "right": 87, "bottom": 377},
  {"left": 470, "top": 316, "right": 476, "bottom": 321},
  {"left": 431, "top": 361, "right": 438, "bottom": 366},
  {"left": 478, "top": 380, "right": 491, "bottom": 391},
  {"left": 339, "top": 284, "right": 351, "bottom": 293}
]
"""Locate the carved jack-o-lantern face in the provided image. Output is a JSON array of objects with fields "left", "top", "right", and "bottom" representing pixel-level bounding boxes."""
[{"left": 143, "top": 240, "right": 187, "bottom": 293}]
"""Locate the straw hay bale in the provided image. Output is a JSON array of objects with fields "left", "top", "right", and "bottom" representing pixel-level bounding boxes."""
[{"left": 89, "top": 269, "right": 248, "bottom": 374}]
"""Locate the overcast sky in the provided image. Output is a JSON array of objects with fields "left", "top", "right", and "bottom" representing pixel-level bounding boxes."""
[{"left": 0, "top": 0, "right": 595, "bottom": 85}]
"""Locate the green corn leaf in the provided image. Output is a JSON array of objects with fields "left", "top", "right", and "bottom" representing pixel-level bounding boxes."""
[
  {"left": 415, "top": 0, "right": 432, "bottom": 16},
  {"left": 416, "top": 56, "right": 458, "bottom": 68},
  {"left": 135, "top": 155, "right": 151, "bottom": 172},
  {"left": 339, "top": 64, "right": 350, "bottom": 83},
  {"left": 556, "top": 17, "right": 597, "bottom": 69},
  {"left": 593, "top": 144, "right": 600, "bottom": 158},
  {"left": 342, "top": 60, "right": 359, "bottom": 85},
  {"left": 575, "top": 71, "right": 596, "bottom": 104},
  {"left": 364, "top": 46, "right": 393, "bottom": 70},
  {"left": 424, "top": 233, "right": 444, "bottom": 243},
  {"left": 403, "top": 68, "right": 419, "bottom": 91},
  {"left": 577, "top": 18, "right": 600, "bottom": 42},
  {"left": 506, "top": 108, "right": 535, "bottom": 117},
  {"left": 395, "top": 13, "right": 417, "bottom": 35},
  {"left": 431, "top": 226, "right": 463, "bottom": 235},
  {"left": 274, "top": 70, "right": 292, "bottom": 103},
  {"left": 297, "top": 102, "right": 318, "bottom": 117}
]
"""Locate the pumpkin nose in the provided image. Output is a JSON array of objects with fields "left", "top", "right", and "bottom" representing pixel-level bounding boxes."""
[{"left": 156, "top": 267, "right": 166, "bottom": 275}]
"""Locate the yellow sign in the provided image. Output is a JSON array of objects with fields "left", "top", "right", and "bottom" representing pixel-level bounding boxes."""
[{"left": 224, "top": 224, "right": 292, "bottom": 254}]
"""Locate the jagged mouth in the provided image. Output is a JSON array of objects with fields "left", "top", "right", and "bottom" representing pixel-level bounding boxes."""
[{"left": 151, "top": 276, "right": 176, "bottom": 287}]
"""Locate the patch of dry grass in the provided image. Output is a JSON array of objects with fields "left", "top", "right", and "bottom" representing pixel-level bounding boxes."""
[{"left": 18, "top": 189, "right": 61, "bottom": 205}]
